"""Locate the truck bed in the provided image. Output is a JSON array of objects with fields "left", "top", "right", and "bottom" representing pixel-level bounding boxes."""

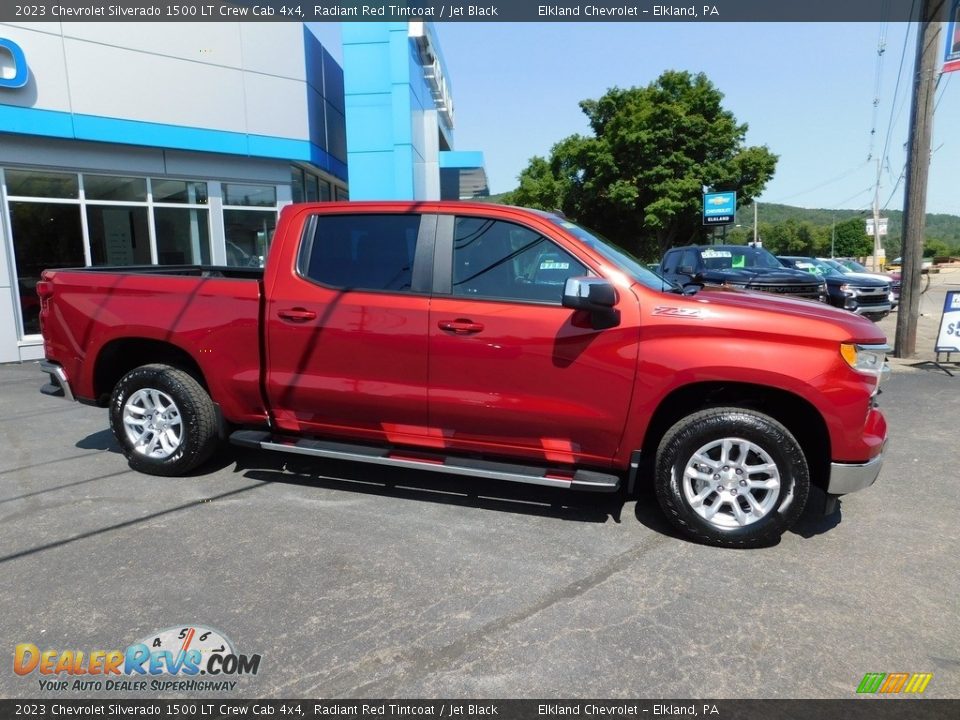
[
  {"left": 71, "top": 264, "right": 264, "bottom": 280},
  {"left": 39, "top": 264, "right": 267, "bottom": 424}
]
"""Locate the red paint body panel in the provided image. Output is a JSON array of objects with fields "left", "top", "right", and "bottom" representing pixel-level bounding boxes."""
[{"left": 39, "top": 201, "right": 888, "bottom": 472}]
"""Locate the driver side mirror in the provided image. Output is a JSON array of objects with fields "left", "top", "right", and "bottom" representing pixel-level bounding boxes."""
[{"left": 562, "top": 277, "right": 620, "bottom": 330}]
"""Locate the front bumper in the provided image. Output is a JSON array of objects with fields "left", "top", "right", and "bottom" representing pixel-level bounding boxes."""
[
  {"left": 827, "top": 444, "right": 885, "bottom": 494},
  {"left": 853, "top": 302, "right": 891, "bottom": 317}
]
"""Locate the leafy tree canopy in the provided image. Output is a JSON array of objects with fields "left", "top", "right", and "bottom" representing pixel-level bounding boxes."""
[{"left": 505, "top": 71, "right": 778, "bottom": 260}]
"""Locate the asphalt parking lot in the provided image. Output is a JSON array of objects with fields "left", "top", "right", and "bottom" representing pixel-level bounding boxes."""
[{"left": 0, "top": 352, "right": 958, "bottom": 700}]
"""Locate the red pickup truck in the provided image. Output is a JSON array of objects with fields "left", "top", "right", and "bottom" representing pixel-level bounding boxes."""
[{"left": 38, "top": 202, "right": 889, "bottom": 547}]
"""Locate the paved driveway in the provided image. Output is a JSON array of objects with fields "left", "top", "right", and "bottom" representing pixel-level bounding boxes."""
[{"left": 0, "top": 360, "right": 957, "bottom": 699}]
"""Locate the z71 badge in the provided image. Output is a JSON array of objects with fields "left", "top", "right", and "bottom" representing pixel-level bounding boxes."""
[{"left": 653, "top": 306, "right": 702, "bottom": 318}]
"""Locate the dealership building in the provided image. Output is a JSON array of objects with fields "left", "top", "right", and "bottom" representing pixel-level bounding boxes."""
[{"left": 0, "top": 21, "right": 486, "bottom": 363}]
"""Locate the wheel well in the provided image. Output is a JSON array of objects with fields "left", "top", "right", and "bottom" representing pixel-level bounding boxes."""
[
  {"left": 93, "top": 339, "right": 208, "bottom": 407},
  {"left": 640, "top": 382, "right": 831, "bottom": 490}
]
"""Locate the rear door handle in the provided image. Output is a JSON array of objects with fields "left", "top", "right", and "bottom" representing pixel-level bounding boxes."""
[
  {"left": 438, "top": 319, "right": 485, "bottom": 335},
  {"left": 277, "top": 308, "right": 317, "bottom": 323}
]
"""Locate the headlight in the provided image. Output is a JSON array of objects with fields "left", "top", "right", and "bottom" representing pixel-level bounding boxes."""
[
  {"left": 723, "top": 281, "right": 748, "bottom": 289},
  {"left": 840, "top": 343, "right": 891, "bottom": 386},
  {"left": 839, "top": 283, "right": 853, "bottom": 294}
]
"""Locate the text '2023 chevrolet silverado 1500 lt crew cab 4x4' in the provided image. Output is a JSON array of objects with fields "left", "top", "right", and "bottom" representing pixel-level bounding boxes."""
[{"left": 38, "top": 202, "right": 890, "bottom": 547}]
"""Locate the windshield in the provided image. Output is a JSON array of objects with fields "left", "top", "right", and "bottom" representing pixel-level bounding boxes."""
[
  {"left": 699, "top": 245, "right": 782, "bottom": 269},
  {"left": 820, "top": 258, "right": 847, "bottom": 273},
  {"left": 545, "top": 216, "right": 676, "bottom": 291},
  {"left": 787, "top": 258, "right": 843, "bottom": 278},
  {"left": 842, "top": 259, "right": 870, "bottom": 273}
]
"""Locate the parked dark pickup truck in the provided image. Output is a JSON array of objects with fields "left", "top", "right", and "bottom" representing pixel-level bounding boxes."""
[
  {"left": 660, "top": 244, "right": 826, "bottom": 301},
  {"left": 778, "top": 256, "right": 891, "bottom": 320},
  {"left": 38, "top": 202, "right": 889, "bottom": 547}
]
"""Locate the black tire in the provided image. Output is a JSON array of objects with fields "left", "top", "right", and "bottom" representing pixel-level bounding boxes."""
[
  {"left": 109, "top": 364, "right": 219, "bottom": 477},
  {"left": 654, "top": 407, "right": 809, "bottom": 548}
]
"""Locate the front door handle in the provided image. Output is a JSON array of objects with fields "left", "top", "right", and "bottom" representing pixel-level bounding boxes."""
[
  {"left": 277, "top": 308, "right": 317, "bottom": 323},
  {"left": 438, "top": 319, "right": 485, "bottom": 335}
]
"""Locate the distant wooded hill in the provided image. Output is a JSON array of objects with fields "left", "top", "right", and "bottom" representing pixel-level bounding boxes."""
[
  {"left": 733, "top": 203, "right": 960, "bottom": 249},
  {"left": 478, "top": 194, "right": 960, "bottom": 256}
]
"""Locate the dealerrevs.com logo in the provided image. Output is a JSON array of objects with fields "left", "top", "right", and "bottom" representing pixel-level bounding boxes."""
[{"left": 14, "top": 625, "right": 261, "bottom": 692}]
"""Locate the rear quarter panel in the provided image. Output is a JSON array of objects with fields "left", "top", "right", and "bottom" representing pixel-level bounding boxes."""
[{"left": 41, "top": 270, "right": 264, "bottom": 424}]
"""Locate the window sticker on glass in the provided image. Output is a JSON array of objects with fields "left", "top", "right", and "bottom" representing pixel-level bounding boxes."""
[
  {"left": 701, "top": 249, "right": 732, "bottom": 258},
  {"left": 539, "top": 261, "right": 570, "bottom": 270}
]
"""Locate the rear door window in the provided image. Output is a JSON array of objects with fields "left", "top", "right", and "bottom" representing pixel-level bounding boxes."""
[{"left": 302, "top": 214, "right": 422, "bottom": 292}]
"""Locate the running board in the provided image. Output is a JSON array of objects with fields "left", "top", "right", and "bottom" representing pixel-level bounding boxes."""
[{"left": 230, "top": 430, "right": 620, "bottom": 492}]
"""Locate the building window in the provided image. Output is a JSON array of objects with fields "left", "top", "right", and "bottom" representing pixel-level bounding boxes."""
[
  {"left": 224, "top": 209, "right": 275, "bottom": 267},
  {"left": 222, "top": 183, "right": 278, "bottom": 267},
  {"left": 291, "top": 167, "right": 305, "bottom": 204},
  {"left": 154, "top": 206, "right": 210, "bottom": 265},
  {"left": 87, "top": 206, "right": 151, "bottom": 266},
  {"left": 84, "top": 175, "right": 147, "bottom": 202},
  {"left": 223, "top": 183, "right": 276, "bottom": 208},
  {"left": 8, "top": 201, "right": 84, "bottom": 335},
  {"left": 152, "top": 179, "right": 208, "bottom": 205},
  {"left": 6, "top": 169, "right": 79, "bottom": 199},
  {"left": 318, "top": 178, "right": 331, "bottom": 202},
  {"left": 335, "top": 187, "right": 349, "bottom": 201},
  {"left": 305, "top": 174, "right": 319, "bottom": 202},
  {"left": 150, "top": 178, "right": 210, "bottom": 266},
  {"left": 293, "top": 167, "right": 335, "bottom": 204}
]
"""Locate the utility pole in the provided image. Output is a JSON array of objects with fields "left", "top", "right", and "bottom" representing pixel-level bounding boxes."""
[
  {"left": 753, "top": 202, "right": 758, "bottom": 246},
  {"left": 871, "top": 157, "right": 882, "bottom": 270},
  {"left": 831, "top": 214, "right": 836, "bottom": 258},
  {"left": 895, "top": 1, "right": 943, "bottom": 359}
]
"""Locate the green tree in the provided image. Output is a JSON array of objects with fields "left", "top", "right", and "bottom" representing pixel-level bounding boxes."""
[
  {"left": 832, "top": 218, "right": 873, "bottom": 257},
  {"left": 924, "top": 239, "right": 951, "bottom": 258},
  {"left": 508, "top": 71, "right": 778, "bottom": 260}
]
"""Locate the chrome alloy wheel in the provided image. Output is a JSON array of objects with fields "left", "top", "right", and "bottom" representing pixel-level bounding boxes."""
[
  {"left": 681, "top": 437, "right": 781, "bottom": 529},
  {"left": 122, "top": 388, "right": 183, "bottom": 459}
]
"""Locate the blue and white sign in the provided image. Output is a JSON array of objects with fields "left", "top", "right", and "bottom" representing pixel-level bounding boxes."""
[
  {"left": 945, "top": 0, "right": 960, "bottom": 74},
  {"left": 0, "top": 38, "right": 28, "bottom": 89},
  {"left": 703, "top": 191, "right": 736, "bottom": 226},
  {"left": 935, "top": 290, "right": 960, "bottom": 353}
]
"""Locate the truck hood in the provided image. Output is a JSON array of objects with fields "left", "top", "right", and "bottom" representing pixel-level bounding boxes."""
[
  {"left": 674, "top": 286, "right": 887, "bottom": 343},
  {"left": 841, "top": 271, "right": 892, "bottom": 286},
  {"left": 824, "top": 273, "right": 889, "bottom": 289},
  {"left": 702, "top": 267, "right": 818, "bottom": 284}
]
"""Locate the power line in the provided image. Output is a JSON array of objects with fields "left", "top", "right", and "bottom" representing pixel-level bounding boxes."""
[
  {"left": 881, "top": 74, "right": 951, "bottom": 211},
  {"left": 834, "top": 186, "right": 875, "bottom": 208},
  {"left": 878, "top": 8, "right": 915, "bottom": 170},
  {"left": 766, "top": 161, "right": 870, "bottom": 204},
  {"left": 867, "top": 15, "right": 891, "bottom": 162},
  {"left": 934, "top": 71, "right": 952, "bottom": 113}
]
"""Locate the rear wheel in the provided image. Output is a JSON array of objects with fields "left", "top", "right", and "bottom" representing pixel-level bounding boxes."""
[
  {"left": 655, "top": 407, "right": 809, "bottom": 548},
  {"left": 109, "top": 364, "right": 218, "bottom": 476}
]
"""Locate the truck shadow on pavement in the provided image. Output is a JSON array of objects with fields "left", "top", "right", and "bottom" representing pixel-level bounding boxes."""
[
  {"left": 72, "top": 430, "right": 844, "bottom": 542},
  {"left": 630, "top": 477, "right": 843, "bottom": 547},
  {"left": 232, "top": 447, "right": 627, "bottom": 525},
  {"left": 75, "top": 428, "right": 238, "bottom": 475}
]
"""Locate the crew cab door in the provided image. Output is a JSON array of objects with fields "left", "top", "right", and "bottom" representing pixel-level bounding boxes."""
[
  {"left": 265, "top": 211, "right": 435, "bottom": 445},
  {"left": 427, "top": 213, "right": 639, "bottom": 467}
]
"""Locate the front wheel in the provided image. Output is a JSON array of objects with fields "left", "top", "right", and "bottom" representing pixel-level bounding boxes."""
[
  {"left": 109, "top": 364, "right": 219, "bottom": 476},
  {"left": 654, "top": 408, "right": 809, "bottom": 548}
]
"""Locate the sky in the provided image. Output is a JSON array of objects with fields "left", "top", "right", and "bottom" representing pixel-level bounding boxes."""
[{"left": 311, "top": 22, "right": 959, "bottom": 217}]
